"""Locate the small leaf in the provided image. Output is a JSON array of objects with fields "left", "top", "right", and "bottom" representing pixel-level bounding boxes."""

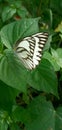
[
  {"left": 0, "top": 110, "right": 11, "bottom": 130},
  {"left": 43, "top": 51, "right": 60, "bottom": 71},
  {"left": 51, "top": 48, "right": 62, "bottom": 68},
  {"left": 55, "top": 21, "right": 62, "bottom": 33},
  {"left": 2, "top": 6, "right": 16, "bottom": 22},
  {"left": 17, "top": 7, "right": 29, "bottom": 18}
]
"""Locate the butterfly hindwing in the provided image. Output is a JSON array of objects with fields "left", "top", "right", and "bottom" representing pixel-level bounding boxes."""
[{"left": 15, "top": 32, "right": 48, "bottom": 70}]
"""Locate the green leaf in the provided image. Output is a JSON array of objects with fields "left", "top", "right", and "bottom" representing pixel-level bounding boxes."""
[
  {"left": 12, "top": 106, "right": 28, "bottom": 123},
  {"left": 55, "top": 21, "right": 62, "bottom": 33},
  {"left": 0, "top": 80, "right": 19, "bottom": 129},
  {"left": 28, "top": 59, "right": 58, "bottom": 97},
  {"left": 13, "top": 96, "right": 55, "bottom": 130},
  {"left": 0, "top": 42, "right": 3, "bottom": 53},
  {"left": 2, "top": 6, "right": 16, "bottom": 22},
  {"left": 56, "top": 48, "right": 62, "bottom": 68},
  {"left": 0, "top": 110, "right": 12, "bottom": 130},
  {"left": 0, "top": 50, "right": 28, "bottom": 92},
  {"left": 17, "top": 7, "right": 29, "bottom": 18},
  {"left": 0, "top": 80, "right": 19, "bottom": 110},
  {"left": 0, "top": 18, "right": 40, "bottom": 92},
  {"left": 10, "top": 96, "right": 62, "bottom": 130},
  {"left": 26, "top": 96, "right": 55, "bottom": 130},
  {"left": 8, "top": 0, "right": 23, "bottom": 9},
  {"left": 0, "top": 18, "right": 40, "bottom": 49},
  {"left": 51, "top": 48, "right": 62, "bottom": 68},
  {"left": 44, "top": 48, "right": 62, "bottom": 71},
  {"left": 55, "top": 107, "right": 62, "bottom": 130},
  {"left": 43, "top": 51, "right": 60, "bottom": 71},
  {"left": 0, "top": 119, "right": 8, "bottom": 130}
]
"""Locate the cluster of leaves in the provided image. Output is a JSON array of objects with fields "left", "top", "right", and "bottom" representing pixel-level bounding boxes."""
[{"left": 0, "top": 0, "right": 62, "bottom": 130}]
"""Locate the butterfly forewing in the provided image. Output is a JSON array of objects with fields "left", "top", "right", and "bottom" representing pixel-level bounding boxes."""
[{"left": 15, "top": 32, "right": 48, "bottom": 70}]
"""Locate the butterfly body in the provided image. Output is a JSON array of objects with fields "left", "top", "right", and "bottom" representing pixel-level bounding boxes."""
[{"left": 15, "top": 32, "right": 48, "bottom": 70}]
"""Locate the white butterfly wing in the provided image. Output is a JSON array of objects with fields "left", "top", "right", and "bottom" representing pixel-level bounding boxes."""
[{"left": 15, "top": 32, "right": 48, "bottom": 70}]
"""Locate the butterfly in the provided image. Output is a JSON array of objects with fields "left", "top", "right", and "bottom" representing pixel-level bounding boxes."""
[{"left": 15, "top": 32, "right": 48, "bottom": 70}]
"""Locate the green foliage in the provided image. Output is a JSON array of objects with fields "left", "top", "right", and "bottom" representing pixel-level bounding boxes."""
[
  {"left": 0, "top": 0, "right": 62, "bottom": 130},
  {"left": 12, "top": 96, "right": 62, "bottom": 130},
  {"left": 43, "top": 48, "right": 62, "bottom": 71},
  {"left": 0, "top": 18, "right": 39, "bottom": 48}
]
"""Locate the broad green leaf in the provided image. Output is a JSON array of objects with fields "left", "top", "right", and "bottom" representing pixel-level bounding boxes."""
[
  {"left": 28, "top": 59, "right": 58, "bottom": 97},
  {"left": 26, "top": 96, "right": 55, "bottom": 130},
  {"left": 0, "top": 18, "right": 58, "bottom": 96},
  {"left": 10, "top": 96, "right": 62, "bottom": 130},
  {"left": 0, "top": 50, "right": 28, "bottom": 92},
  {"left": 0, "top": 18, "right": 40, "bottom": 92},
  {"left": 0, "top": 18, "right": 40, "bottom": 49},
  {"left": 12, "top": 96, "right": 55, "bottom": 130},
  {"left": 2, "top": 6, "right": 16, "bottom": 22}
]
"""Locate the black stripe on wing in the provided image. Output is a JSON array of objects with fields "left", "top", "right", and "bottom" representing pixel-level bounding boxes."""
[
  {"left": 24, "top": 32, "right": 48, "bottom": 69},
  {"left": 25, "top": 36, "right": 35, "bottom": 61},
  {"left": 31, "top": 32, "right": 48, "bottom": 68},
  {"left": 15, "top": 32, "right": 48, "bottom": 70}
]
